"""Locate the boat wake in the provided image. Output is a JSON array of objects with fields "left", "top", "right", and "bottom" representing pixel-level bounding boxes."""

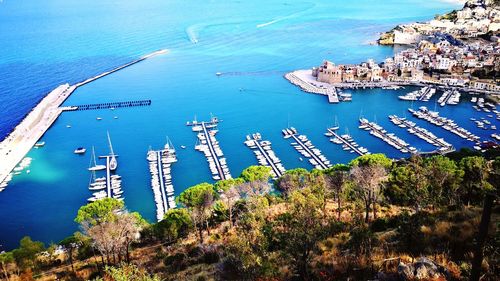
[
  {"left": 186, "top": 25, "right": 201, "bottom": 44},
  {"left": 256, "top": 3, "right": 316, "bottom": 28}
]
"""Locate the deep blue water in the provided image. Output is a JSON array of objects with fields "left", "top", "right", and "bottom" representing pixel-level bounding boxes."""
[{"left": 2, "top": 0, "right": 495, "bottom": 251}]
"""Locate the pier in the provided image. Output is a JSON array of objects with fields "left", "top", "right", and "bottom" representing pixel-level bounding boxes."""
[
  {"left": 63, "top": 100, "right": 151, "bottom": 111},
  {"left": 389, "top": 115, "right": 455, "bottom": 154},
  {"left": 437, "top": 90, "right": 460, "bottom": 106},
  {"left": 409, "top": 106, "right": 480, "bottom": 143},
  {"left": 284, "top": 70, "right": 340, "bottom": 103},
  {"left": 189, "top": 117, "right": 232, "bottom": 181},
  {"left": 327, "top": 88, "right": 339, "bottom": 103},
  {"left": 0, "top": 49, "right": 168, "bottom": 185},
  {"left": 244, "top": 133, "right": 286, "bottom": 179},
  {"left": 87, "top": 155, "right": 123, "bottom": 202},
  {"left": 325, "top": 127, "right": 369, "bottom": 156},
  {"left": 147, "top": 143, "right": 177, "bottom": 222},
  {"left": 282, "top": 128, "right": 332, "bottom": 170},
  {"left": 359, "top": 118, "right": 417, "bottom": 154}
]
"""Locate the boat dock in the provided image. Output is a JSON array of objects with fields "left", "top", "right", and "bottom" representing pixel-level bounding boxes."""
[
  {"left": 62, "top": 100, "right": 151, "bottom": 111},
  {"left": 282, "top": 128, "right": 332, "bottom": 170},
  {"left": 359, "top": 118, "right": 417, "bottom": 154},
  {"left": 244, "top": 133, "right": 286, "bottom": 179},
  {"left": 0, "top": 49, "right": 168, "bottom": 186},
  {"left": 147, "top": 142, "right": 177, "bottom": 222},
  {"left": 325, "top": 127, "right": 369, "bottom": 156},
  {"left": 389, "top": 115, "right": 455, "bottom": 154},
  {"left": 409, "top": 106, "right": 480, "bottom": 143},
  {"left": 327, "top": 88, "right": 339, "bottom": 103},
  {"left": 437, "top": 90, "right": 460, "bottom": 106},
  {"left": 188, "top": 117, "right": 232, "bottom": 181}
]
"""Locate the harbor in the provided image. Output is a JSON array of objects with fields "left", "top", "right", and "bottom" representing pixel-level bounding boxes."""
[
  {"left": 324, "top": 127, "right": 369, "bottom": 156},
  {"left": 389, "top": 115, "right": 455, "bottom": 154},
  {"left": 147, "top": 140, "right": 177, "bottom": 222},
  {"left": 0, "top": 50, "right": 168, "bottom": 187},
  {"left": 244, "top": 133, "right": 286, "bottom": 179},
  {"left": 409, "top": 106, "right": 480, "bottom": 142},
  {"left": 189, "top": 116, "right": 232, "bottom": 181},
  {"left": 282, "top": 128, "right": 332, "bottom": 170},
  {"left": 359, "top": 118, "right": 417, "bottom": 154}
]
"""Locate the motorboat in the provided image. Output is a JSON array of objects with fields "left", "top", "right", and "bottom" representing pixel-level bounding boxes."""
[{"left": 74, "top": 147, "right": 86, "bottom": 154}]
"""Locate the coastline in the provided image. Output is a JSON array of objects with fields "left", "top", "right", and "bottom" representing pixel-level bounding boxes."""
[
  {"left": 0, "top": 49, "right": 168, "bottom": 185},
  {"left": 284, "top": 69, "right": 500, "bottom": 95}
]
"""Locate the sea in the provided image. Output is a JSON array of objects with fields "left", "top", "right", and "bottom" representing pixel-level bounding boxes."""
[{"left": 2, "top": 0, "right": 492, "bottom": 251}]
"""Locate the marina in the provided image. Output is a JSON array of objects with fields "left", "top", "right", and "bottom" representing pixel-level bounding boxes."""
[
  {"left": 188, "top": 116, "right": 232, "bottom": 181},
  {"left": 282, "top": 128, "right": 332, "bottom": 170},
  {"left": 147, "top": 140, "right": 177, "bottom": 222},
  {"left": 388, "top": 115, "right": 455, "bottom": 154},
  {"left": 324, "top": 127, "right": 369, "bottom": 156},
  {"left": 409, "top": 106, "right": 480, "bottom": 142},
  {"left": 244, "top": 133, "right": 286, "bottom": 179},
  {"left": 359, "top": 118, "right": 417, "bottom": 154}
]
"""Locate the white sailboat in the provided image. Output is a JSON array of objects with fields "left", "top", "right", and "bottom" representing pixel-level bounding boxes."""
[
  {"left": 107, "top": 131, "right": 118, "bottom": 171},
  {"left": 88, "top": 146, "right": 106, "bottom": 171}
]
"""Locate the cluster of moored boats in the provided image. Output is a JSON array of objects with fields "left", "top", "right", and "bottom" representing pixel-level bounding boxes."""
[
  {"left": 437, "top": 90, "right": 461, "bottom": 107},
  {"left": 87, "top": 133, "right": 122, "bottom": 202},
  {"left": 325, "top": 127, "right": 369, "bottom": 155},
  {"left": 409, "top": 107, "right": 480, "bottom": 142},
  {"left": 1, "top": 157, "right": 33, "bottom": 191},
  {"left": 147, "top": 141, "right": 177, "bottom": 222},
  {"left": 190, "top": 117, "right": 232, "bottom": 181},
  {"left": 244, "top": 133, "right": 285, "bottom": 179},
  {"left": 398, "top": 86, "right": 436, "bottom": 102},
  {"left": 389, "top": 115, "right": 454, "bottom": 154},
  {"left": 282, "top": 128, "right": 332, "bottom": 170},
  {"left": 359, "top": 118, "right": 417, "bottom": 154}
]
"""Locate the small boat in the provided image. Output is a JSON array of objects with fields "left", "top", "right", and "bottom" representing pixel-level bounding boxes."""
[
  {"left": 66, "top": 125, "right": 72, "bottom": 128},
  {"left": 114, "top": 116, "right": 118, "bottom": 119},
  {"left": 96, "top": 117, "right": 102, "bottom": 121},
  {"left": 216, "top": 72, "right": 222, "bottom": 76},
  {"left": 74, "top": 147, "right": 86, "bottom": 154},
  {"left": 107, "top": 131, "right": 118, "bottom": 171},
  {"left": 181, "top": 145, "right": 186, "bottom": 149},
  {"left": 34, "top": 141, "right": 45, "bottom": 147}
]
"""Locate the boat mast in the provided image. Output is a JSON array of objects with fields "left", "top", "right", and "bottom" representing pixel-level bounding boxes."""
[{"left": 107, "top": 131, "right": 115, "bottom": 156}]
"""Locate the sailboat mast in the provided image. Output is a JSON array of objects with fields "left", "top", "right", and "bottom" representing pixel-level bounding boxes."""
[{"left": 107, "top": 131, "right": 115, "bottom": 156}]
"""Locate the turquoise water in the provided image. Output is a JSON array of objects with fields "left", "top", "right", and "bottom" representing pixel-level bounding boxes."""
[{"left": 2, "top": 0, "right": 491, "bottom": 250}]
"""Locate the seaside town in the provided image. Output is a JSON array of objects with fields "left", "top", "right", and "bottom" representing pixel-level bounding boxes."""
[
  {"left": 288, "top": 0, "right": 500, "bottom": 94},
  {"left": 0, "top": 1, "right": 499, "bottom": 281}
]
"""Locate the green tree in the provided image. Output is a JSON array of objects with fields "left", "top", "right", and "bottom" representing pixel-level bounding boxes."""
[
  {"left": 0, "top": 252, "right": 14, "bottom": 281},
  {"left": 177, "top": 183, "right": 217, "bottom": 243},
  {"left": 11, "top": 236, "right": 45, "bottom": 270},
  {"left": 459, "top": 156, "right": 492, "bottom": 205},
  {"left": 93, "top": 264, "right": 161, "bottom": 281},
  {"left": 273, "top": 188, "right": 330, "bottom": 279},
  {"left": 424, "top": 155, "right": 463, "bottom": 206},
  {"left": 240, "top": 165, "right": 272, "bottom": 182},
  {"left": 349, "top": 153, "right": 392, "bottom": 169},
  {"left": 154, "top": 209, "right": 193, "bottom": 242},
  {"left": 386, "top": 156, "right": 428, "bottom": 211},
  {"left": 75, "top": 198, "right": 124, "bottom": 226},
  {"left": 215, "top": 178, "right": 244, "bottom": 192}
]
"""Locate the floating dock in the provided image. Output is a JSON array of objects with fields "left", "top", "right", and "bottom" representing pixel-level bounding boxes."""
[
  {"left": 359, "top": 118, "right": 417, "bottom": 154},
  {"left": 282, "top": 127, "right": 332, "bottom": 170},
  {"left": 0, "top": 49, "right": 168, "bottom": 186},
  {"left": 398, "top": 87, "right": 436, "bottom": 101},
  {"left": 63, "top": 100, "right": 151, "bottom": 111},
  {"left": 389, "top": 115, "right": 455, "bottom": 154},
  {"left": 437, "top": 90, "right": 460, "bottom": 106},
  {"left": 409, "top": 106, "right": 480, "bottom": 143},
  {"left": 325, "top": 127, "right": 369, "bottom": 156},
  {"left": 147, "top": 142, "right": 177, "bottom": 222},
  {"left": 188, "top": 116, "right": 232, "bottom": 181},
  {"left": 244, "top": 133, "right": 286, "bottom": 179}
]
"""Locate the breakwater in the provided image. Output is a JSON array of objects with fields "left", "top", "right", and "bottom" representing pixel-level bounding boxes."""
[{"left": 0, "top": 50, "right": 168, "bottom": 185}]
